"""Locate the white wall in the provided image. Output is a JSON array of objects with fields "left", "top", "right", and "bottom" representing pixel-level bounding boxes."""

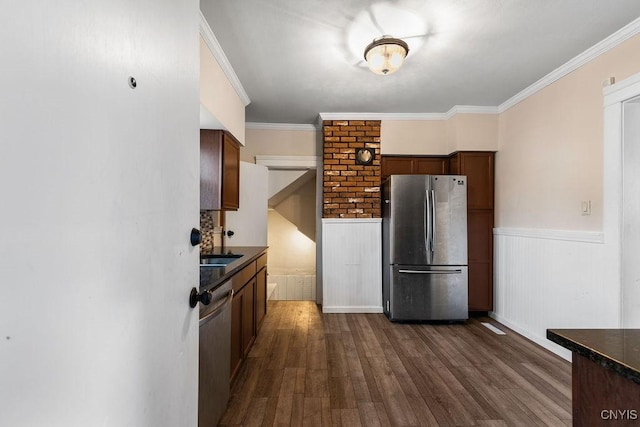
[
  {"left": 0, "top": 1, "right": 200, "bottom": 425},
  {"left": 225, "top": 162, "right": 268, "bottom": 246}
]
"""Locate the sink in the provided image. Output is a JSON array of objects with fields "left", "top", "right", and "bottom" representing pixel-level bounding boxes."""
[
  {"left": 200, "top": 254, "right": 242, "bottom": 267},
  {"left": 203, "top": 254, "right": 243, "bottom": 259}
]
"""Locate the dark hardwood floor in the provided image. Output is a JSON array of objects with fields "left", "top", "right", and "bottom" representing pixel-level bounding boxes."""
[{"left": 219, "top": 301, "right": 571, "bottom": 426}]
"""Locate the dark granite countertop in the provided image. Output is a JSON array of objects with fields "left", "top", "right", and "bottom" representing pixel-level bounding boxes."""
[
  {"left": 199, "top": 246, "right": 268, "bottom": 291},
  {"left": 547, "top": 329, "right": 640, "bottom": 385}
]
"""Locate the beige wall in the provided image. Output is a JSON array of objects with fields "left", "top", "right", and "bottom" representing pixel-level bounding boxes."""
[
  {"left": 267, "top": 209, "right": 316, "bottom": 275},
  {"left": 241, "top": 128, "right": 319, "bottom": 163},
  {"left": 381, "top": 120, "right": 448, "bottom": 154},
  {"left": 200, "top": 37, "right": 245, "bottom": 144},
  {"left": 274, "top": 177, "right": 316, "bottom": 242},
  {"left": 449, "top": 114, "right": 499, "bottom": 152},
  {"left": 496, "top": 33, "right": 640, "bottom": 231},
  {"left": 244, "top": 117, "right": 497, "bottom": 160},
  {"left": 380, "top": 114, "right": 499, "bottom": 155}
]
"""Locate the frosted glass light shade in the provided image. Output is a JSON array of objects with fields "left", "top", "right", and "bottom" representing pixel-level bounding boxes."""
[{"left": 364, "top": 36, "right": 409, "bottom": 75}]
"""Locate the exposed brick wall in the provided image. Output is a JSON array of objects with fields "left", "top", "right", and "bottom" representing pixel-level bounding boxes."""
[{"left": 322, "top": 120, "right": 381, "bottom": 218}]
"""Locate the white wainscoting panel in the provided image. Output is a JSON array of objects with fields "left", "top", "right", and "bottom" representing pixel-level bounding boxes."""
[
  {"left": 493, "top": 228, "right": 620, "bottom": 360},
  {"left": 268, "top": 274, "right": 316, "bottom": 301},
  {"left": 321, "top": 219, "right": 383, "bottom": 313}
]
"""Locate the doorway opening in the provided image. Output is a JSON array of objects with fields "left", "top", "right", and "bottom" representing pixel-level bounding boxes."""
[
  {"left": 622, "top": 95, "right": 640, "bottom": 326},
  {"left": 603, "top": 72, "right": 640, "bottom": 328},
  {"left": 256, "top": 156, "right": 319, "bottom": 301}
]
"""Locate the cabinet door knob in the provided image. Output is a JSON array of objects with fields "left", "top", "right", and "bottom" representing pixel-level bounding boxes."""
[
  {"left": 190, "top": 228, "right": 202, "bottom": 246},
  {"left": 189, "top": 287, "right": 212, "bottom": 308},
  {"left": 226, "top": 230, "right": 234, "bottom": 238}
]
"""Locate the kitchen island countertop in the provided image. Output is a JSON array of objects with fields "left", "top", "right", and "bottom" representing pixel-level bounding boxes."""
[{"left": 547, "top": 328, "right": 640, "bottom": 385}]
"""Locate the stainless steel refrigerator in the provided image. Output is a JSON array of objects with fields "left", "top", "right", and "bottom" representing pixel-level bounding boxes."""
[{"left": 382, "top": 175, "right": 468, "bottom": 321}]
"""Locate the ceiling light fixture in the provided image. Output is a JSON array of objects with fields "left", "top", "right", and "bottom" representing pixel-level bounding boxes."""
[{"left": 364, "top": 35, "right": 409, "bottom": 75}]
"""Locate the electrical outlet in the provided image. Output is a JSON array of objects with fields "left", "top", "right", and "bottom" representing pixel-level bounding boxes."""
[{"left": 581, "top": 200, "right": 592, "bottom": 216}]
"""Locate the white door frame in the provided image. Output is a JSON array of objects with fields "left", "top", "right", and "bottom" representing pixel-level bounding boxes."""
[
  {"left": 603, "top": 71, "right": 640, "bottom": 326},
  {"left": 255, "top": 156, "right": 323, "bottom": 303}
]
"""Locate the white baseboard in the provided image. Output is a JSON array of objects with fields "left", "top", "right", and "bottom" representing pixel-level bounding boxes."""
[
  {"left": 322, "top": 306, "right": 384, "bottom": 313},
  {"left": 489, "top": 312, "right": 571, "bottom": 361}
]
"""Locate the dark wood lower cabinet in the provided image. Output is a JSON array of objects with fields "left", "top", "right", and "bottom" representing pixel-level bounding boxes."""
[
  {"left": 256, "top": 267, "right": 267, "bottom": 329},
  {"left": 229, "top": 251, "right": 268, "bottom": 384},
  {"left": 468, "top": 262, "right": 491, "bottom": 311},
  {"left": 467, "top": 210, "right": 494, "bottom": 311},
  {"left": 573, "top": 353, "right": 640, "bottom": 425},
  {"left": 241, "top": 278, "right": 256, "bottom": 356}
]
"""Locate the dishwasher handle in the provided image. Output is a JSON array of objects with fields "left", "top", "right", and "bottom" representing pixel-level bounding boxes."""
[{"left": 200, "top": 289, "right": 234, "bottom": 325}]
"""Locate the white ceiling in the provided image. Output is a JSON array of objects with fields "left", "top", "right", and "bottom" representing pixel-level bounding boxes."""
[{"left": 200, "top": 0, "right": 640, "bottom": 125}]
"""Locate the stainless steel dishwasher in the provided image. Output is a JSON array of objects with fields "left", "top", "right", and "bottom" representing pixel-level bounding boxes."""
[{"left": 198, "top": 280, "right": 233, "bottom": 427}]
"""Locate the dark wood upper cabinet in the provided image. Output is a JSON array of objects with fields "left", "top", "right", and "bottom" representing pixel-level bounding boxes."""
[
  {"left": 456, "top": 152, "right": 494, "bottom": 210},
  {"left": 381, "top": 156, "right": 413, "bottom": 177},
  {"left": 414, "top": 157, "right": 448, "bottom": 175},
  {"left": 381, "top": 155, "right": 447, "bottom": 178},
  {"left": 200, "top": 130, "right": 240, "bottom": 211}
]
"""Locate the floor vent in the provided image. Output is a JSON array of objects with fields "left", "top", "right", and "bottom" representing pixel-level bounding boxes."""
[{"left": 482, "top": 322, "right": 506, "bottom": 335}]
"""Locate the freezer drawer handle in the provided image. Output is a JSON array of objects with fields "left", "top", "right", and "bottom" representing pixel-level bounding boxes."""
[{"left": 398, "top": 269, "right": 462, "bottom": 274}]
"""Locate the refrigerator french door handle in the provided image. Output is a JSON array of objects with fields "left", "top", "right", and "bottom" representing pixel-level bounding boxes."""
[
  {"left": 424, "top": 190, "right": 431, "bottom": 252},
  {"left": 398, "top": 269, "right": 463, "bottom": 274},
  {"left": 430, "top": 189, "right": 436, "bottom": 250}
]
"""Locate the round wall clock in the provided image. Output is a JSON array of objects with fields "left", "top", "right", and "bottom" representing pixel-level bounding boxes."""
[{"left": 355, "top": 147, "right": 375, "bottom": 165}]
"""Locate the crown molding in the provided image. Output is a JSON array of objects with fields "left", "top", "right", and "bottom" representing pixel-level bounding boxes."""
[
  {"left": 318, "top": 106, "right": 499, "bottom": 123},
  {"left": 199, "top": 11, "right": 251, "bottom": 107},
  {"left": 444, "top": 105, "right": 499, "bottom": 119},
  {"left": 318, "top": 112, "right": 447, "bottom": 121},
  {"left": 246, "top": 122, "right": 318, "bottom": 131},
  {"left": 498, "top": 16, "right": 640, "bottom": 113}
]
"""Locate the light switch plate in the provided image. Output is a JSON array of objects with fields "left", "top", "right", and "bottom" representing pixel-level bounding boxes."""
[{"left": 581, "top": 200, "right": 592, "bottom": 216}]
